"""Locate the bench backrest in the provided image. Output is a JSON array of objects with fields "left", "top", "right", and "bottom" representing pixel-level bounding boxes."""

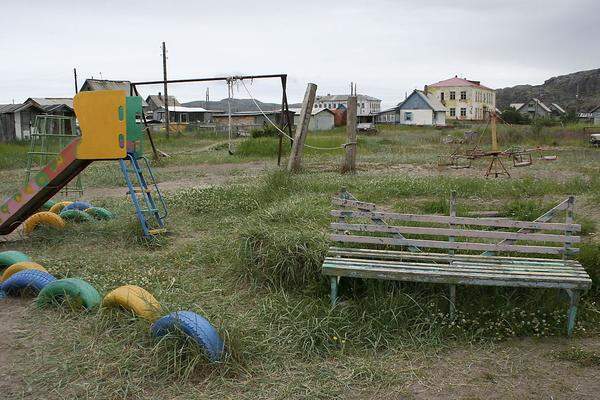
[{"left": 330, "top": 192, "right": 580, "bottom": 258}]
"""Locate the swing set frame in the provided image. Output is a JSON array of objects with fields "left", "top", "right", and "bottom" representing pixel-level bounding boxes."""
[{"left": 130, "top": 74, "right": 294, "bottom": 165}]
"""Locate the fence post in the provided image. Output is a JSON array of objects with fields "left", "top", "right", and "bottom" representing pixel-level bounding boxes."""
[
  {"left": 287, "top": 83, "right": 317, "bottom": 172},
  {"left": 342, "top": 96, "right": 357, "bottom": 173}
]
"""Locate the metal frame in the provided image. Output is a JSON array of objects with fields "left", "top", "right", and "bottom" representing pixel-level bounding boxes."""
[{"left": 130, "top": 74, "right": 293, "bottom": 165}]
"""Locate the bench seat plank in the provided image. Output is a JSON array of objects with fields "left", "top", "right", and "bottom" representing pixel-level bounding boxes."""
[
  {"left": 323, "top": 260, "right": 592, "bottom": 290},
  {"left": 328, "top": 247, "right": 580, "bottom": 266},
  {"left": 324, "top": 257, "right": 589, "bottom": 279}
]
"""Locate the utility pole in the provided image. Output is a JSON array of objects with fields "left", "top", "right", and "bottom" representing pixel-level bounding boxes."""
[
  {"left": 205, "top": 88, "right": 210, "bottom": 109},
  {"left": 162, "top": 41, "right": 170, "bottom": 137},
  {"left": 73, "top": 68, "right": 78, "bottom": 94}
]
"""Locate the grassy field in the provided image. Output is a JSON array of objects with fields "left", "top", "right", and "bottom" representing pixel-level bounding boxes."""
[{"left": 1, "top": 123, "right": 599, "bottom": 399}]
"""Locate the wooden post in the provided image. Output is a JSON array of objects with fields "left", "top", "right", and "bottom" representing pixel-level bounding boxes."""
[
  {"left": 342, "top": 95, "right": 357, "bottom": 173},
  {"left": 287, "top": 83, "right": 317, "bottom": 172},
  {"left": 491, "top": 112, "right": 498, "bottom": 152},
  {"left": 162, "top": 41, "right": 170, "bottom": 137},
  {"left": 448, "top": 191, "right": 456, "bottom": 318}
]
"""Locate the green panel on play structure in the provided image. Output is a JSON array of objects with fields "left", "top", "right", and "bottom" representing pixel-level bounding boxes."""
[{"left": 126, "top": 96, "right": 144, "bottom": 159}]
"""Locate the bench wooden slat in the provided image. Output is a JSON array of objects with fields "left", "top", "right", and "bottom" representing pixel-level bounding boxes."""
[
  {"left": 332, "top": 197, "right": 376, "bottom": 210},
  {"left": 323, "top": 263, "right": 591, "bottom": 290},
  {"left": 330, "top": 234, "right": 576, "bottom": 255},
  {"left": 330, "top": 210, "right": 581, "bottom": 232},
  {"left": 325, "top": 257, "right": 589, "bottom": 278},
  {"left": 330, "top": 222, "right": 581, "bottom": 244},
  {"left": 328, "top": 246, "right": 580, "bottom": 266}
]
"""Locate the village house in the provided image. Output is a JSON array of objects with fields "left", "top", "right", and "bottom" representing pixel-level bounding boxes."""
[
  {"left": 290, "top": 108, "right": 335, "bottom": 131},
  {"left": 145, "top": 93, "right": 181, "bottom": 112},
  {"left": 313, "top": 94, "right": 381, "bottom": 123},
  {"left": 510, "top": 99, "right": 566, "bottom": 119},
  {"left": 426, "top": 76, "right": 495, "bottom": 121},
  {"left": 154, "top": 105, "right": 215, "bottom": 124},
  {"left": 0, "top": 98, "right": 75, "bottom": 141},
  {"left": 376, "top": 90, "right": 446, "bottom": 126},
  {"left": 212, "top": 110, "right": 295, "bottom": 135}
]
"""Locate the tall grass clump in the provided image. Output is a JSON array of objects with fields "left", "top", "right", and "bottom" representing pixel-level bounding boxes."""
[{"left": 237, "top": 222, "right": 328, "bottom": 290}]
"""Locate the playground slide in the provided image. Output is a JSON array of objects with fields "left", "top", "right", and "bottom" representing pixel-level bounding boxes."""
[
  {"left": 0, "top": 139, "right": 92, "bottom": 234},
  {"left": 0, "top": 90, "right": 128, "bottom": 235}
]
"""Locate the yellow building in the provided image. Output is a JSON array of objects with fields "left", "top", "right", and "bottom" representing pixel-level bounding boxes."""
[{"left": 425, "top": 76, "right": 495, "bottom": 121}]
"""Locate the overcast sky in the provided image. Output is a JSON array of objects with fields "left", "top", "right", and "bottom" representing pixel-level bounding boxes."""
[{"left": 0, "top": 0, "right": 598, "bottom": 108}]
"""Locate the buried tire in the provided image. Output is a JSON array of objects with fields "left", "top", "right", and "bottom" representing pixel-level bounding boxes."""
[
  {"left": 1, "top": 262, "right": 47, "bottom": 282},
  {"left": 0, "top": 270, "right": 56, "bottom": 296},
  {"left": 63, "top": 201, "right": 92, "bottom": 212},
  {"left": 37, "top": 278, "right": 101, "bottom": 310},
  {"left": 49, "top": 201, "right": 73, "bottom": 214},
  {"left": 150, "top": 311, "right": 225, "bottom": 362},
  {"left": 102, "top": 285, "right": 162, "bottom": 321},
  {"left": 23, "top": 212, "right": 66, "bottom": 234},
  {"left": 0, "top": 251, "right": 31, "bottom": 270},
  {"left": 59, "top": 209, "right": 93, "bottom": 223},
  {"left": 84, "top": 207, "right": 113, "bottom": 220}
]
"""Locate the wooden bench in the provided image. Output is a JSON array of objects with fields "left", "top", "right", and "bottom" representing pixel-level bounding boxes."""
[{"left": 322, "top": 189, "right": 592, "bottom": 336}]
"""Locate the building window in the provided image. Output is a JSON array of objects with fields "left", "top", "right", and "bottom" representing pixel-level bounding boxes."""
[
  {"left": 405, "top": 112, "right": 413, "bottom": 121},
  {"left": 440, "top": 92, "right": 445, "bottom": 101},
  {"left": 449, "top": 108, "right": 456, "bottom": 117},
  {"left": 460, "top": 91, "right": 467, "bottom": 100},
  {"left": 460, "top": 108, "right": 467, "bottom": 117},
  {"left": 449, "top": 91, "right": 455, "bottom": 100},
  {"left": 180, "top": 113, "right": 188, "bottom": 123}
]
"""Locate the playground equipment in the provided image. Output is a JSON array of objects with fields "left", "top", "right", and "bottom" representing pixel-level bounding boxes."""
[
  {"left": 0, "top": 250, "right": 31, "bottom": 268},
  {"left": 37, "top": 278, "right": 102, "bottom": 310},
  {"left": 1, "top": 262, "right": 47, "bottom": 282},
  {"left": 0, "top": 90, "right": 167, "bottom": 239},
  {"left": 442, "top": 112, "right": 557, "bottom": 177},
  {"left": 102, "top": 285, "right": 162, "bottom": 322},
  {"left": 23, "top": 211, "right": 66, "bottom": 234}
]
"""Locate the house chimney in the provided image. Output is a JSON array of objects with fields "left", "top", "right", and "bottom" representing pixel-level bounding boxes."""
[{"left": 424, "top": 85, "right": 428, "bottom": 95}]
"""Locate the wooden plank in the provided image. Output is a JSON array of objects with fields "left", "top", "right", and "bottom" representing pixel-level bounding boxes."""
[
  {"left": 330, "top": 223, "right": 581, "bottom": 243},
  {"left": 327, "top": 247, "right": 580, "bottom": 266},
  {"left": 331, "top": 197, "right": 376, "bottom": 211},
  {"left": 330, "top": 210, "right": 581, "bottom": 232},
  {"left": 485, "top": 198, "right": 570, "bottom": 256},
  {"left": 324, "top": 257, "right": 590, "bottom": 278},
  {"left": 329, "top": 234, "right": 575, "bottom": 255},
  {"left": 322, "top": 263, "right": 592, "bottom": 289}
]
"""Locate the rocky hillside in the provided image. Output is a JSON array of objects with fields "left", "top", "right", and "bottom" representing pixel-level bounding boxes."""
[
  {"left": 496, "top": 68, "right": 600, "bottom": 112},
  {"left": 183, "top": 98, "right": 301, "bottom": 113}
]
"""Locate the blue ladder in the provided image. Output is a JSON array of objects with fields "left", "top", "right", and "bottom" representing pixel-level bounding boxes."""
[{"left": 119, "top": 154, "right": 167, "bottom": 238}]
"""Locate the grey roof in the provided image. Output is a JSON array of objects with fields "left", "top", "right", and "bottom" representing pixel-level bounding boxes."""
[
  {"left": 27, "top": 97, "right": 73, "bottom": 109},
  {"left": 289, "top": 107, "right": 335, "bottom": 116},
  {"left": 510, "top": 103, "right": 525, "bottom": 110},
  {"left": 0, "top": 104, "right": 23, "bottom": 113},
  {"left": 590, "top": 105, "right": 600, "bottom": 113},
  {"left": 146, "top": 95, "right": 181, "bottom": 108},
  {"left": 315, "top": 94, "right": 381, "bottom": 102},
  {"left": 79, "top": 79, "right": 148, "bottom": 106},
  {"left": 377, "top": 107, "right": 398, "bottom": 115},
  {"left": 513, "top": 98, "right": 552, "bottom": 113},
  {"left": 213, "top": 110, "right": 290, "bottom": 117},
  {"left": 421, "top": 91, "right": 446, "bottom": 112}
]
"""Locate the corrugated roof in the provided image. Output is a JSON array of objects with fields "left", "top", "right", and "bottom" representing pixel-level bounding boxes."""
[
  {"left": 147, "top": 95, "right": 181, "bottom": 107},
  {"left": 429, "top": 76, "right": 493, "bottom": 90},
  {"left": 551, "top": 103, "right": 566, "bottom": 113},
  {"left": 289, "top": 107, "right": 335, "bottom": 116},
  {"left": 155, "top": 105, "right": 212, "bottom": 113},
  {"left": 79, "top": 79, "right": 148, "bottom": 106},
  {"left": 28, "top": 97, "right": 73, "bottom": 108},
  {"left": 0, "top": 104, "right": 22, "bottom": 113},
  {"left": 315, "top": 94, "right": 381, "bottom": 102}
]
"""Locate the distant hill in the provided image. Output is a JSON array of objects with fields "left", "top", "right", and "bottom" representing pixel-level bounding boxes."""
[
  {"left": 496, "top": 68, "right": 600, "bottom": 112},
  {"left": 183, "top": 98, "right": 302, "bottom": 113}
]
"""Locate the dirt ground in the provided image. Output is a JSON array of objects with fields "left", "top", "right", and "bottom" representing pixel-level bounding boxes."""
[{"left": 0, "top": 298, "right": 30, "bottom": 395}]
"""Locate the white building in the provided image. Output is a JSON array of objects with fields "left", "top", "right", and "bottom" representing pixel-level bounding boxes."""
[
  {"left": 312, "top": 94, "right": 381, "bottom": 122},
  {"left": 291, "top": 108, "right": 335, "bottom": 131},
  {"left": 376, "top": 90, "right": 446, "bottom": 126}
]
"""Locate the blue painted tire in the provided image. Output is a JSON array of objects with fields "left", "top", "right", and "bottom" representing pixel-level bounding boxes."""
[
  {"left": 0, "top": 270, "right": 56, "bottom": 296},
  {"left": 151, "top": 311, "right": 224, "bottom": 362},
  {"left": 63, "top": 201, "right": 92, "bottom": 212}
]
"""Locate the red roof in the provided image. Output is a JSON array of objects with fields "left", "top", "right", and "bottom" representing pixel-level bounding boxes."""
[{"left": 429, "top": 76, "right": 492, "bottom": 90}]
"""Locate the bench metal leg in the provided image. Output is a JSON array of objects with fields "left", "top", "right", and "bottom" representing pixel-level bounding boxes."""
[
  {"left": 566, "top": 289, "right": 580, "bottom": 337},
  {"left": 449, "top": 284, "right": 456, "bottom": 319},
  {"left": 330, "top": 276, "right": 338, "bottom": 306}
]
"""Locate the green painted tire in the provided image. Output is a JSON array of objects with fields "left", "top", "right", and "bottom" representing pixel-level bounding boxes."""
[
  {"left": 36, "top": 278, "right": 101, "bottom": 310},
  {"left": 84, "top": 207, "right": 113, "bottom": 220},
  {"left": 0, "top": 251, "right": 31, "bottom": 270},
  {"left": 59, "top": 209, "right": 93, "bottom": 223},
  {"left": 41, "top": 200, "right": 57, "bottom": 211}
]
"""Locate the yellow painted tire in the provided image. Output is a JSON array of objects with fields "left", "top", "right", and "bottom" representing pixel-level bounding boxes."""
[
  {"left": 49, "top": 201, "right": 73, "bottom": 215},
  {"left": 1, "top": 262, "right": 47, "bottom": 282},
  {"left": 102, "top": 285, "right": 162, "bottom": 322},
  {"left": 23, "top": 212, "right": 66, "bottom": 235}
]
